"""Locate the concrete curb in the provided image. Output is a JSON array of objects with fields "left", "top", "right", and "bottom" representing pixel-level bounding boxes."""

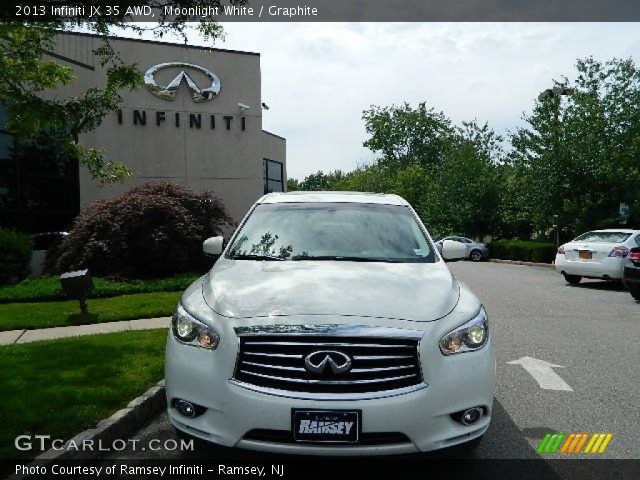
[
  {"left": 490, "top": 258, "right": 555, "bottom": 269},
  {"left": 8, "top": 380, "right": 167, "bottom": 478}
]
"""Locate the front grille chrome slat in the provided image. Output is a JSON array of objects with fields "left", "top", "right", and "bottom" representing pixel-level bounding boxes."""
[
  {"left": 353, "top": 355, "right": 414, "bottom": 360},
  {"left": 244, "top": 341, "right": 414, "bottom": 349},
  {"left": 242, "top": 361, "right": 306, "bottom": 372},
  {"left": 244, "top": 352, "right": 303, "bottom": 359},
  {"left": 239, "top": 370, "right": 418, "bottom": 385},
  {"left": 233, "top": 332, "right": 423, "bottom": 395},
  {"left": 350, "top": 364, "right": 415, "bottom": 373}
]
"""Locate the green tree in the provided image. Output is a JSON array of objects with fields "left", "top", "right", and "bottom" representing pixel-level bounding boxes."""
[
  {"left": 424, "top": 121, "right": 503, "bottom": 238},
  {"left": 287, "top": 170, "right": 347, "bottom": 191},
  {"left": 0, "top": 7, "right": 233, "bottom": 183},
  {"left": 289, "top": 106, "right": 505, "bottom": 239},
  {"left": 509, "top": 57, "right": 640, "bottom": 239},
  {"left": 362, "top": 102, "right": 454, "bottom": 168},
  {"left": 286, "top": 177, "right": 300, "bottom": 192}
]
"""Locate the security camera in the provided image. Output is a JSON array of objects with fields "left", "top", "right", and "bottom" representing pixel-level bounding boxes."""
[
  {"left": 261, "top": 102, "right": 270, "bottom": 110},
  {"left": 238, "top": 102, "right": 251, "bottom": 110}
]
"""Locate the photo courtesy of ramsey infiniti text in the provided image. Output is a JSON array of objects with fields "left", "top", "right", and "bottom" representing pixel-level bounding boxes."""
[{"left": 165, "top": 191, "right": 496, "bottom": 455}]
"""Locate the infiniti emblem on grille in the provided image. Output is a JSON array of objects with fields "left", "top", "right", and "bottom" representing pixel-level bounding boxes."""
[{"left": 304, "top": 350, "right": 352, "bottom": 375}]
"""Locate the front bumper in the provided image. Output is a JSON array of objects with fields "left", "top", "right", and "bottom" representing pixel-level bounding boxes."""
[
  {"left": 554, "top": 254, "right": 625, "bottom": 279},
  {"left": 165, "top": 315, "right": 496, "bottom": 455}
]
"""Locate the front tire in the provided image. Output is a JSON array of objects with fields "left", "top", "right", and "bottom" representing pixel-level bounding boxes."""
[
  {"left": 629, "top": 284, "right": 640, "bottom": 301},
  {"left": 563, "top": 274, "right": 582, "bottom": 286},
  {"left": 470, "top": 249, "right": 483, "bottom": 262}
]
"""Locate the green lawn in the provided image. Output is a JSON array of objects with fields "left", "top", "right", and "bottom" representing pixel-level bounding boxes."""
[
  {"left": 0, "top": 273, "right": 200, "bottom": 303},
  {"left": 0, "top": 291, "right": 181, "bottom": 331},
  {"left": 0, "top": 329, "right": 166, "bottom": 460}
]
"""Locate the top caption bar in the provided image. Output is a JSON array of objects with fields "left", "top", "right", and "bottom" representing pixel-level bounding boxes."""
[{"left": 5, "top": 0, "right": 640, "bottom": 22}]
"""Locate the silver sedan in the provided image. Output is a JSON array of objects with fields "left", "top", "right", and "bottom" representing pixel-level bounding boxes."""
[{"left": 435, "top": 236, "right": 490, "bottom": 262}]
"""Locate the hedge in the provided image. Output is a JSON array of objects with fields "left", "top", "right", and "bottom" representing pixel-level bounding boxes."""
[
  {"left": 489, "top": 239, "right": 556, "bottom": 264},
  {"left": 0, "top": 228, "right": 33, "bottom": 285},
  {"left": 0, "top": 273, "right": 200, "bottom": 304}
]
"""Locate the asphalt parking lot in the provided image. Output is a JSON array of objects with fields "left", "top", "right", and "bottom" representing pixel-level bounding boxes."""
[{"left": 103, "top": 261, "right": 640, "bottom": 463}]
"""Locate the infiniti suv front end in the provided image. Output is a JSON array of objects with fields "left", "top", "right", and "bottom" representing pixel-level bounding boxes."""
[{"left": 165, "top": 192, "right": 496, "bottom": 455}]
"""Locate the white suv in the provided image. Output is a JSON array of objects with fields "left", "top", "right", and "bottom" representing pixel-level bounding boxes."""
[
  {"left": 555, "top": 229, "right": 640, "bottom": 285},
  {"left": 165, "top": 192, "right": 496, "bottom": 455}
]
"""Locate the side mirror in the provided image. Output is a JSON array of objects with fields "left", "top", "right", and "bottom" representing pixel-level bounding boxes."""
[
  {"left": 441, "top": 240, "right": 467, "bottom": 262},
  {"left": 203, "top": 236, "right": 224, "bottom": 256}
]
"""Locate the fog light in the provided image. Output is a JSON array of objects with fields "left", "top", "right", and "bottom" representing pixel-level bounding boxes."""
[
  {"left": 175, "top": 399, "right": 196, "bottom": 418},
  {"left": 451, "top": 406, "right": 485, "bottom": 426},
  {"left": 461, "top": 407, "right": 483, "bottom": 426},
  {"left": 172, "top": 399, "right": 206, "bottom": 419}
]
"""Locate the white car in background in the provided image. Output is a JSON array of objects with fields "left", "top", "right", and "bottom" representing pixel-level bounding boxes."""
[{"left": 555, "top": 229, "right": 640, "bottom": 285}]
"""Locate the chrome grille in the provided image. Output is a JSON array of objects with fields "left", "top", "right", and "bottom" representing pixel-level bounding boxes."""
[{"left": 232, "top": 326, "right": 423, "bottom": 396}]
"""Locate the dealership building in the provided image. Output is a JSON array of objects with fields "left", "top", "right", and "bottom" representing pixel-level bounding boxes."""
[{"left": 0, "top": 32, "right": 286, "bottom": 233}]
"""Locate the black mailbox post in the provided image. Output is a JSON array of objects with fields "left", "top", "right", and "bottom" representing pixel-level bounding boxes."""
[{"left": 59, "top": 270, "right": 94, "bottom": 314}]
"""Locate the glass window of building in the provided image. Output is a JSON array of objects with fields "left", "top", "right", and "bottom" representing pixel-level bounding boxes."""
[
  {"left": 264, "top": 158, "right": 284, "bottom": 194},
  {"left": 0, "top": 102, "right": 80, "bottom": 233}
]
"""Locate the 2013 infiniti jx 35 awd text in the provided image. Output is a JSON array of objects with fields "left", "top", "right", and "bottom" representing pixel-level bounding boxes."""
[{"left": 165, "top": 191, "right": 496, "bottom": 455}]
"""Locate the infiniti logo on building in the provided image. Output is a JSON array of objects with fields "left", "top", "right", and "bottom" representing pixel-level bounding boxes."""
[
  {"left": 304, "top": 351, "right": 352, "bottom": 375},
  {"left": 144, "top": 62, "right": 221, "bottom": 103}
]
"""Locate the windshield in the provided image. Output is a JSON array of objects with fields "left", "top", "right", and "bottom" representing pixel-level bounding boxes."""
[
  {"left": 227, "top": 202, "right": 435, "bottom": 263},
  {"left": 573, "top": 231, "right": 632, "bottom": 243}
]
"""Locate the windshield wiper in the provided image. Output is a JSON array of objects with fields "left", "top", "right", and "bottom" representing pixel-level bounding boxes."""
[
  {"left": 291, "top": 255, "right": 401, "bottom": 263},
  {"left": 231, "top": 254, "right": 285, "bottom": 261}
]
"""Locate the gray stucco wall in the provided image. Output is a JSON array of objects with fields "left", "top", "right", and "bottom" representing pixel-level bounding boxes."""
[{"left": 47, "top": 33, "right": 286, "bottom": 224}]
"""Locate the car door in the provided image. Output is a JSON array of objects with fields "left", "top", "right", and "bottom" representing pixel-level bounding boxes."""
[{"left": 458, "top": 237, "right": 473, "bottom": 255}]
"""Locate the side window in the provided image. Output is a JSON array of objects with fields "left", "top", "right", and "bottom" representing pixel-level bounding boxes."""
[
  {"left": 463, "top": 238, "right": 472, "bottom": 243},
  {"left": 635, "top": 234, "right": 640, "bottom": 247},
  {"left": 263, "top": 159, "right": 284, "bottom": 194}
]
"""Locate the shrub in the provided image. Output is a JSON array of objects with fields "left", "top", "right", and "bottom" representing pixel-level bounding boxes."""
[
  {"left": 52, "top": 182, "right": 233, "bottom": 279},
  {"left": 0, "top": 228, "right": 33, "bottom": 285},
  {"left": 489, "top": 239, "right": 556, "bottom": 264}
]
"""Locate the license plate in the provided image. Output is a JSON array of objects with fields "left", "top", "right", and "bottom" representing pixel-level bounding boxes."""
[
  {"left": 579, "top": 251, "right": 592, "bottom": 260},
  {"left": 292, "top": 409, "right": 360, "bottom": 443}
]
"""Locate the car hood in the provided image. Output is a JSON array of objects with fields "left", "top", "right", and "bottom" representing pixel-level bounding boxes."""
[{"left": 201, "top": 258, "right": 459, "bottom": 322}]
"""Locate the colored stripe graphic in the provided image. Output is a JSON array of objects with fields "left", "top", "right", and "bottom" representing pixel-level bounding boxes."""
[
  {"left": 584, "top": 433, "right": 613, "bottom": 454},
  {"left": 537, "top": 433, "right": 565, "bottom": 453},
  {"left": 560, "top": 433, "right": 586, "bottom": 454},
  {"left": 560, "top": 434, "right": 575, "bottom": 454},
  {"left": 573, "top": 433, "right": 589, "bottom": 453},
  {"left": 539, "top": 432, "right": 613, "bottom": 454}
]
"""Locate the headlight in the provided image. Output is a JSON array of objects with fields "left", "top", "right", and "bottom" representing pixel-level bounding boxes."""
[
  {"left": 172, "top": 305, "right": 220, "bottom": 350},
  {"left": 439, "top": 306, "right": 488, "bottom": 355}
]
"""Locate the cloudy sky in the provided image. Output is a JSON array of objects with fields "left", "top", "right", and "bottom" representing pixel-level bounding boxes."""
[{"left": 135, "top": 23, "right": 640, "bottom": 179}]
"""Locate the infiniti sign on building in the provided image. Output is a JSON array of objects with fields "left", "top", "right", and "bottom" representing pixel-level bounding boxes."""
[
  {"left": 144, "top": 62, "right": 221, "bottom": 102},
  {"left": 0, "top": 32, "right": 286, "bottom": 233}
]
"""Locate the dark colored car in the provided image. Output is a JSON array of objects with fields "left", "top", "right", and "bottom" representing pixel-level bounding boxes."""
[
  {"left": 32, "top": 232, "right": 68, "bottom": 251},
  {"left": 623, "top": 247, "right": 640, "bottom": 301}
]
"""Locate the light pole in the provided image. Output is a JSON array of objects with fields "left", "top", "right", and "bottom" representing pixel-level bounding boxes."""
[{"left": 538, "top": 86, "right": 574, "bottom": 121}]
